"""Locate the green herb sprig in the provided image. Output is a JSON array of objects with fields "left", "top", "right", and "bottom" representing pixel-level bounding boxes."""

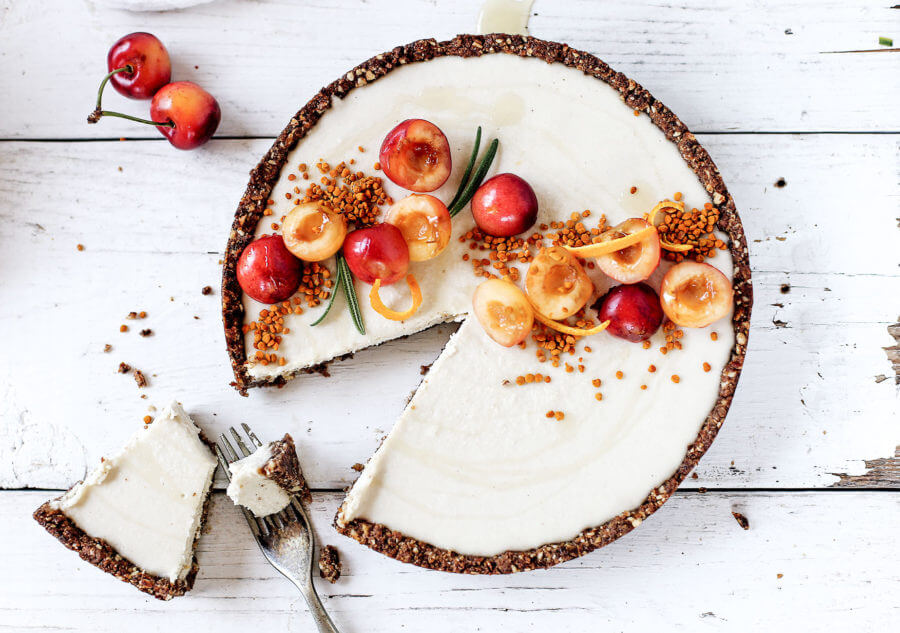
[
  {"left": 448, "top": 130, "right": 499, "bottom": 218},
  {"left": 310, "top": 252, "right": 366, "bottom": 334}
]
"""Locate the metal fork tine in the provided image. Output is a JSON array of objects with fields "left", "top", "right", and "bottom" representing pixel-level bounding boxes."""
[
  {"left": 230, "top": 426, "right": 254, "bottom": 457},
  {"left": 213, "top": 444, "right": 234, "bottom": 482},
  {"left": 219, "top": 433, "right": 240, "bottom": 462},
  {"left": 242, "top": 422, "right": 263, "bottom": 448}
]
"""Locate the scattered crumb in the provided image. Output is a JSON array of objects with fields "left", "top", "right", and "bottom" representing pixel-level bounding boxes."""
[
  {"left": 103, "top": 344, "right": 112, "bottom": 353},
  {"left": 775, "top": 178, "right": 786, "bottom": 188},
  {"left": 420, "top": 363, "right": 432, "bottom": 375},
  {"left": 117, "top": 166, "right": 123, "bottom": 172},
  {"left": 119, "top": 324, "right": 128, "bottom": 332},
  {"left": 201, "top": 285, "right": 213, "bottom": 295},
  {"left": 732, "top": 511, "right": 750, "bottom": 530},
  {"left": 142, "top": 415, "right": 153, "bottom": 424},
  {"left": 194, "top": 315, "right": 200, "bottom": 320},
  {"left": 134, "top": 370, "right": 148, "bottom": 388},
  {"left": 780, "top": 284, "right": 791, "bottom": 294},
  {"left": 127, "top": 312, "right": 138, "bottom": 320},
  {"left": 117, "top": 362, "right": 131, "bottom": 374},
  {"left": 76, "top": 244, "right": 84, "bottom": 251},
  {"left": 139, "top": 329, "right": 153, "bottom": 337},
  {"left": 691, "top": 472, "right": 699, "bottom": 479},
  {"left": 351, "top": 463, "right": 364, "bottom": 472},
  {"left": 318, "top": 545, "right": 342, "bottom": 583},
  {"left": 698, "top": 487, "right": 707, "bottom": 494},
  {"left": 777, "top": 573, "right": 784, "bottom": 579}
]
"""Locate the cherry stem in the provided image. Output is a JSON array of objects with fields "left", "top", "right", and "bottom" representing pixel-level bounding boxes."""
[{"left": 87, "top": 66, "right": 175, "bottom": 128}]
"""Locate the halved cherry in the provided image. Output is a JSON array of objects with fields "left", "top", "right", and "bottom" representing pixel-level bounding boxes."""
[
  {"left": 384, "top": 194, "right": 452, "bottom": 261},
  {"left": 237, "top": 235, "right": 302, "bottom": 304},
  {"left": 659, "top": 261, "right": 733, "bottom": 328},
  {"left": 525, "top": 246, "right": 593, "bottom": 320},
  {"left": 379, "top": 119, "right": 452, "bottom": 192},
  {"left": 282, "top": 202, "right": 347, "bottom": 262},
  {"left": 472, "top": 279, "right": 534, "bottom": 347},
  {"left": 343, "top": 223, "right": 410, "bottom": 285},
  {"left": 594, "top": 218, "right": 661, "bottom": 283}
]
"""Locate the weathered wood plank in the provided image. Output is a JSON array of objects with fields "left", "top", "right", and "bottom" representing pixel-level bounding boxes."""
[
  {"left": 3, "top": 490, "right": 898, "bottom": 631},
  {"left": 0, "top": 0, "right": 897, "bottom": 139},
  {"left": 0, "top": 135, "right": 896, "bottom": 490}
]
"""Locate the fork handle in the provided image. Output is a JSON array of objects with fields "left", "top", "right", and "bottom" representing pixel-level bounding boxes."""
[{"left": 296, "top": 579, "right": 341, "bottom": 633}]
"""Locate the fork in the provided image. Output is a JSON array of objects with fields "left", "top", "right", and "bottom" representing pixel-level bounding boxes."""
[{"left": 216, "top": 424, "right": 340, "bottom": 633}]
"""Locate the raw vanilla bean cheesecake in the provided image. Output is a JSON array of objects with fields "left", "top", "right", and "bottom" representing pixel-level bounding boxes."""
[
  {"left": 222, "top": 35, "right": 751, "bottom": 572},
  {"left": 227, "top": 433, "right": 311, "bottom": 516},
  {"left": 33, "top": 402, "right": 217, "bottom": 599}
]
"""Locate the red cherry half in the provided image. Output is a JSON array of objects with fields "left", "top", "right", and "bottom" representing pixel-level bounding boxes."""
[
  {"left": 150, "top": 82, "right": 221, "bottom": 150},
  {"left": 379, "top": 119, "right": 452, "bottom": 192},
  {"left": 107, "top": 32, "right": 171, "bottom": 99}
]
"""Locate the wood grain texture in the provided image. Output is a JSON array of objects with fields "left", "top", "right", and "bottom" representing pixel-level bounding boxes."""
[
  {"left": 1, "top": 135, "right": 896, "bottom": 490},
  {"left": 6, "top": 490, "right": 899, "bottom": 631},
  {"left": 0, "top": 0, "right": 898, "bottom": 138}
]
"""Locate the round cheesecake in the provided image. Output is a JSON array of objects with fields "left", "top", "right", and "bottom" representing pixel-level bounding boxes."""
[{"left": 222, "top": 35, "right": 751, "bottom": 573}]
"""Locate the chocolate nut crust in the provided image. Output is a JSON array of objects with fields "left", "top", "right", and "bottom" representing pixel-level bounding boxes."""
[
  {"left": 32, "top": 492, "right": 210, "bottom": 600},
  {"left": 262, "top": 433, "right": 312, "bottom": 503},
  {"left": 222, "top": 33, "right": 752, "bottom": 572}
]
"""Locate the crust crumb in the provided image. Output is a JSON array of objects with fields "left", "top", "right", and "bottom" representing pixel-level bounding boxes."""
[
  {"left": 318, "top": 545, "right": 342, "bottom": 583},
  {"left": 731, "top": 511, "right": 750, "bottom": 530}
]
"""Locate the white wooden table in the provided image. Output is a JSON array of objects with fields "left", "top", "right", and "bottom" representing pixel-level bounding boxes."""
[{"left": 1, "top": 1, "right": 898, "bottom": 630}]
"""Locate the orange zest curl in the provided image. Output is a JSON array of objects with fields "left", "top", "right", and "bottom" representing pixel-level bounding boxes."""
[
  {"left": 529, "top": 300, "right": 610, "bottom": 337},
  {"left": 563, "top": 225, "right": 656, "bottom": 258},
  {"left": 647, "top": 200, "right": 693, "bottom": 252},
  {"left": 369, "top": 274, "right": 422, "bottom": 321}
]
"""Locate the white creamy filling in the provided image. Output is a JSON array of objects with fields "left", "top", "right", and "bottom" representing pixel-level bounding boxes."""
[
  {"left": 242, "top": 54, "right": 736, "bottom": 555},
  {"left": 53, "top": 402, "right": 217, "bottom": 582},
  {"left": 226, "top": 444, "right": 292, "bottom": 517}
]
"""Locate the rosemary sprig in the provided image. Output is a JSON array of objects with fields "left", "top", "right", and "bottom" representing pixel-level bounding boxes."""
[
  {"left": 310, "top": 252, "right": 365, "bottom": 334},
  {"left": 449, "top": 138, "right": 499, "bottom": 217},
  {"left": 447, "top": 126, "right": 482, "bottom": 210},
  {"left": 339, "top": 255, "right": 366, "bottom": 335}
]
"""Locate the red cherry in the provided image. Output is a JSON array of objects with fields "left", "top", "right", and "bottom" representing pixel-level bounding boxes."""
[
  {"left": 149, "top": 82, "right": 221, "bottom": 150},
  {"left": 343, "top": 224, "right": 410, "bottom": 285},
  {"left": 471, "top": 173, "right": 538, "bottom": 237},
  {"left": 237, "top": 235, "right": 303, "bottom": 304},
  {"left": 107, "top": 32, "right": 171, "bottom": 99},
  {"left": 596, "top": 283, "right": 664, "bottom": 342}
]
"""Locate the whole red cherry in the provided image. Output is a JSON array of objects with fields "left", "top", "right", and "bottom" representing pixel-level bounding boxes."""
[
  {"left": 343, "top": 224, "right": 410, "bottom": 285},
  {"left": 471, "top": 173, "right": 538, "bottom": 237},
  {"left": 595, "top": 283, "right": 664, "bottom": 342},
  {"left": 237, "top": 235, "right": 303, "bottom": 304},
  {"left": 107, "top": 32, "right": 171, "bottom": 99},
  {"left": 150, "top": 82, "right": 221, "bottom": 150}
]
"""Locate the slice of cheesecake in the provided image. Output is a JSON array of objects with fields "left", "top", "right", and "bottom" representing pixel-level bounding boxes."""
[
  {"left": 33, "top": 402, "right": 217, "bottom": 600},
  {"left": 226, "top": 433, "right": 311, "bottom": 517}
]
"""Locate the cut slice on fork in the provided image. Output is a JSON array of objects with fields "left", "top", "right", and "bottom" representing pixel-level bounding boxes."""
[{"left": 217, "top": 425, "right": 340, "bottom": 633}]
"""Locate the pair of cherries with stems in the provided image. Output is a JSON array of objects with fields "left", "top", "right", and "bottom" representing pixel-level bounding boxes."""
[{"left": 88, "top": 32, "right": 220, "bottom": 150}]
